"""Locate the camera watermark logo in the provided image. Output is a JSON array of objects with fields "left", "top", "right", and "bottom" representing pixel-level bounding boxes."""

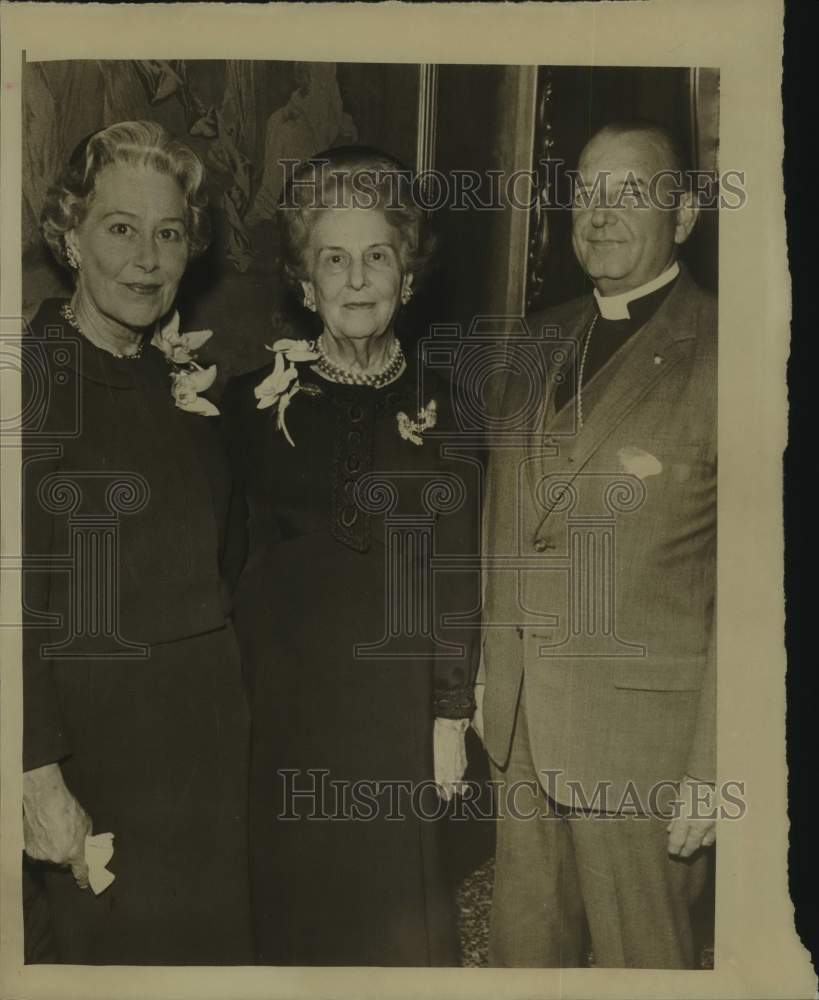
[
  {"left": 0, "top": 317, "right": 82, "bottom": 439},
  {"left": 416, "top": 316, "right": 565, "bottom": 442}
]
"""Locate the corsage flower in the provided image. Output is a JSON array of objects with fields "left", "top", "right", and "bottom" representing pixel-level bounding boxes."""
[
  {"left": 151, "top": 312, "right": 220, "bottom": 416},
  {"left": 397, "top": 399, "right": 437, "bottom": 445},
  {"left": 170, "top": 364, "right": 220, "bottom": 416},
  {"left": 152, "top": 312, "right": 214, "bottom": 365},
  {"left": 254, "top": 338, "right": 320, "bottom": 447}
]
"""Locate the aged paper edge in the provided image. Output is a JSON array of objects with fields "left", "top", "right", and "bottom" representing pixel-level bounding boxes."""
[{"left": 0, "top": 2, "right": 809, "bottom": 998}]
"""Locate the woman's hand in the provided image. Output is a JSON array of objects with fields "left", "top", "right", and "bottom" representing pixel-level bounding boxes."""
[
  {"left": 23, "top": 763, "right": 92, "bottom": 889},
  {"left": 433, "top": 717, "right": 470, "bottom": 801}
]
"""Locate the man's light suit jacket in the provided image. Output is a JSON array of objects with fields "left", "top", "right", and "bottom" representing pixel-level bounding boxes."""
[{"left": 480, "top": 266, "right": 717, "bottom": 811}]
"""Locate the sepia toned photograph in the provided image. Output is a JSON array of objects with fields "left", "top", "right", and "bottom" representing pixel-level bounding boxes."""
[
  {"left": 17, "top": 55, "right": 722, "bottom": 971},
  {"left": 0, "top": 3, "right": 810, "bottom": 999}
]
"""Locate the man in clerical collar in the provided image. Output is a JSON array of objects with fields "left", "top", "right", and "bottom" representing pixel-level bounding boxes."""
[{"left": 477, "top": 120, "right": 717, "bottom": 969}]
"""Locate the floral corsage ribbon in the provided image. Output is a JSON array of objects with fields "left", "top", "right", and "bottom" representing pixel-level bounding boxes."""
[
  {"left": 152, "top": 312, "right": 219, "bottom": 417},
  {"left": 397, "top": 399, "right": 437, "bottom": 445},
  {"left": 254, "top": 339, "right": 320, "bottom": 446}
]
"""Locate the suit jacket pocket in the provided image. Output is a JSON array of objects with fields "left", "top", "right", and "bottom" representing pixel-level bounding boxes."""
[{"left": 613, "top": 655, "right": 705, "bottom": 692}]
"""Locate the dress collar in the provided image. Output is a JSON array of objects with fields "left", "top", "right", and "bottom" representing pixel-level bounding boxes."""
[
  {"left": 593, "top": 261, "right": 680, "bottom": 320},
  {"left": 30, "top": 298, "right": 162, "bottom": 389}
]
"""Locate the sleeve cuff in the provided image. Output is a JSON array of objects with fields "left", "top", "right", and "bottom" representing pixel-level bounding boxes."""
[{"left": 433, "top": 687, "right": 475, "bottom": 720}]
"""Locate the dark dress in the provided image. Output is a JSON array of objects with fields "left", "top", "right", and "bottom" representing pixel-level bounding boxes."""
[
  {"left": 223, "top": 353, "right": 481, "bottom": 966},
  {"left": 22, "top": 299, "right": 253, "bottom": 965}
]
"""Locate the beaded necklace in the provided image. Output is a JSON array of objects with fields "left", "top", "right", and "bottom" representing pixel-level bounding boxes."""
[
  {"left": 314, "top": 335, "right": 405, "bottom": 388},
  {"left": 60, "top": 303, "right": 145, "bottom": 360}
]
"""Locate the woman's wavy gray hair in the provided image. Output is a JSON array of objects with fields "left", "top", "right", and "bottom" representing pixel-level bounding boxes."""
[
  {"left": 40, "top": 120, "right": 211, "bottom": 268},
  {"left": 277, "top": 145, "right": 437, "bottom": 289}
]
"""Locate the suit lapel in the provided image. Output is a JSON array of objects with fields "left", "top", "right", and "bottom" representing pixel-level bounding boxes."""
[
  {"left": 507, "top": 375, "right": 544, "bottom": 511},
  {"left": 540, "top": 300, "right": 595, "bottom": 438},
  {"left": 493, "top": 354, "right": 553, "bottom": 510},
  {"left": 535, "top": 270, "right": 703, "bottom": 533},
  {"left": 530, "top": 301, "right": 594, "bottom": 498}
]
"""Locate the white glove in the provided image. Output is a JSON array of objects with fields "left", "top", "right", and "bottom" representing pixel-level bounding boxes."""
[
  {"left": 434, "top": 717, "right": 470, "bottom": 801},
  {"left": 472, "top": 683, "right": 485, "bottom": 743}
]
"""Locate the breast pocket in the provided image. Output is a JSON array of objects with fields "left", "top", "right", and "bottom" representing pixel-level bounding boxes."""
[{"left": 612, "top": 655, "right": 705, "bottom": 692}]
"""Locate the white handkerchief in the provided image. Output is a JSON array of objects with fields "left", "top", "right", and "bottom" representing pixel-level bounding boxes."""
[
  {"left": 84, "top": 832, "right": 115, "bottom": 895},
  {"left": 617, "top": 446, "right": 663, "bottom": 480}
]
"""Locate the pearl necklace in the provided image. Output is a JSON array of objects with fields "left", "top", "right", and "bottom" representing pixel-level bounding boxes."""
[
  {"left": 576, "top": 313, "right": 598, "bottom": 429},
  {"left": 60, "top": 303, "right": 145, "bottom": 360},
  {"left": 315, "top": 335, "right": 405, "bottom": 388}
]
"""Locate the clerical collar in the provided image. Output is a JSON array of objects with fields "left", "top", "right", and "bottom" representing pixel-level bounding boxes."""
[{"left": 593, "top": 262, "right": 680, "bottom": 320}]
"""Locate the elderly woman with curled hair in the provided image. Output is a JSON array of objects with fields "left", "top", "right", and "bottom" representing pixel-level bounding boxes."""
[
  {"left": 223, "top": 146, "right": 481, "bottom": 966},
  {"left": 22, "top": 120, "right": 252, "bottom": 964}
]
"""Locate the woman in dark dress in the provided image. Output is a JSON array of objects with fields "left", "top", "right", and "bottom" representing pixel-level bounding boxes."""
[
  {"left": 224, "top": 147, "right": 481, "bottom": 966},
  {"left": 21, "top": 121, "right": 252, "bottom": 964}
]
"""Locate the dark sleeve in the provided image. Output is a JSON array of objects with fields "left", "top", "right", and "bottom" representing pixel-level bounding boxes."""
[
  {"left": 429, "top": 384, "right": 483, "bottom": 720},
  {"left": 684, "top": 325, "right": 717, "bottom": 781},
  {"left": 22, "top": 429, "right": 70, "bottom": 772},
  {"left": 684, "top": 599, "right": 716, "bottom": 782},
  {"left": 217, "top": 376, "right": 250, "bottom": 596}
]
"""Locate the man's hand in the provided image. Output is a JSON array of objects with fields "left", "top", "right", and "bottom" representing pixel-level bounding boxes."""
[
  {"left": 433, "top": 717, "right": 470, "bottom": 801},
  {"left": 471, "top": 683, "right": 485, "bottom": 743},
  {"left": 23, "top": 763, "right": 92, "bottom": 889},
  {"left": 666, "top": 773, "right": 717, "bottom": 858}
]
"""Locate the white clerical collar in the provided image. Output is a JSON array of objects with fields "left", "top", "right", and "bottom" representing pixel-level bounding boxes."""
[{"left": 593, "top": 262, "right": 680, "bottom": 320}]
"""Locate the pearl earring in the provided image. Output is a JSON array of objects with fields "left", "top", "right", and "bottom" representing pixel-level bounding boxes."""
[{"left": 65, "top": 243, "right": 81, "bottom": 271}]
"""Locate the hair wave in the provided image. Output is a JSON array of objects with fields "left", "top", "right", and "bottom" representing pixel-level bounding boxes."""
[{"left": 40, "top": 120, "right": 211, "bottom": 268}]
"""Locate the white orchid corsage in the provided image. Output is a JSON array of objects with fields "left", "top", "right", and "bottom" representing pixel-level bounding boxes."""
[
  {"left": 170, "top": 365, "right": 219, "bottom": 416},
  {"left": 397, "top": 399, "right": 437, "bottom": 445},
  {"left": 152, "top": 312, "right": 214, "bottom": 364},
  {"left": 254, "top": 338, "right": 321, "bottom": 446},
  {"left": 152, "top": 312, "right": 220, "bottom": 416}
]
